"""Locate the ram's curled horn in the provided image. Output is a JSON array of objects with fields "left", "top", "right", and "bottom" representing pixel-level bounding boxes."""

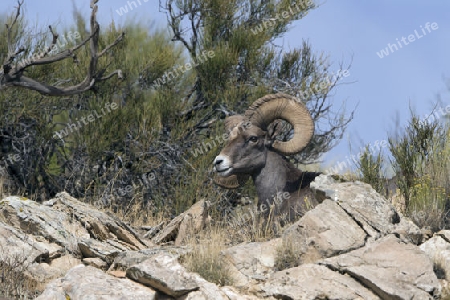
[
  {"left": 244, "top": 93, "right": 314, "bottom": 155},
  {"left": 214, "top": 174, "right": 250, "bottom": 189}
]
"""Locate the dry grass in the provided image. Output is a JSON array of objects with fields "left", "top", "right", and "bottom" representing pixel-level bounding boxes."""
[
  {"left": 442, "top": 282, "right": 450, "bottom": 300},
  {"left": 274, "top": 240, "right": 303, "bottom": 271},
  {"left": 222, "top": 204, "right": 281, "bottom": 243},
  {"left": 181, "top": 226, "right": 233, "bottom": 286},
  {"left": 108, "top": 198, "right": 169, "bottom": 228},
  {"left": 432, "top": 253, "right": 450, "bottom": 300},
  {"left": 0, "top": 245, "right": 39, "bottom": 299}
]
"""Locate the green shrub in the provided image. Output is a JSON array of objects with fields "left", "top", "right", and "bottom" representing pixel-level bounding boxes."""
[
  {"left": 356, "top": 145, "right": 386, "bottom": 195},
  {"left": 389, "top": 112, "right": 449, "bottom": 231}
]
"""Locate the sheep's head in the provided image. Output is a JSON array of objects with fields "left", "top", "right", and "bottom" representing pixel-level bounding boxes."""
[{"left": 213, "top": 93, "right": 314, "bottom": 188}]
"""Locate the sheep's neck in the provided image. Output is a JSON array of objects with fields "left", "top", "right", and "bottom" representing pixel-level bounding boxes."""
[{"left": 251, "top": 150, "right": 303, "bottom": 204}]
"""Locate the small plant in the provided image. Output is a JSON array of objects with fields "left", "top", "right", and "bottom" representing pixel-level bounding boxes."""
[
  {"left": 181, "top": 228, "right": 233, "bottom": 286},
  {"left": 355, "top": 145, "right": 386, "bottom": 195},
  {"left": 221, "top": 202, "right": 292, "bottom": 243},
  {"left": 0, "top": 245, "right": 39, "bottom": 299},
  {"left": 274, "top": 240, "right": 303, "bottom": 271}
]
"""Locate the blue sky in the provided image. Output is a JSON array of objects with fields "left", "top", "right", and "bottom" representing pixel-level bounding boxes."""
[{"left": 2, "top": 0, "right": 449, "bottom": 171}]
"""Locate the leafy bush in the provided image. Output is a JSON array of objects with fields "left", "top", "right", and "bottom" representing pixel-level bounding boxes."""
[
  {"left": 356, "top": 145, "right": 386, "bottom": 195},
  {"left": 389, "top": 113, "right": 449, "bottom": 230}
]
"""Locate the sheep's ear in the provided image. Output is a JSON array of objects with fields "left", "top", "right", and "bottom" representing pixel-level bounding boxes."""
[
  {"left": 264, "top": 133, "right": 274, "bottom": 148},
  {"left": 214, "top": 174, "right": 250, "bottom": 189},
  {"left": 264, "top": 120, "right": 280, "bottom": 147},
  {"left": 225, "top": 115, "right": 246, "bottom": 133},
  {"left": 267, "top": 119, "right": 284, "bottom": 139}
]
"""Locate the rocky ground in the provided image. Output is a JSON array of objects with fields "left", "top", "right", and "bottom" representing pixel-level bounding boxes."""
[{"left": 0, "top": 175, "right": 447, "bottom": 299}]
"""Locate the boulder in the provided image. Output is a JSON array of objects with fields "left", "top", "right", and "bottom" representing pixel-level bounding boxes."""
[
  {"left": 26, "top": 255, "right": 81, "bottom": 291},
  {"left": 0, "top": 221, "right": 60, "bottom": 265},
  {"left": 420, "top": 231, "right": 450, "bottom": 279},
  {"left": 259, "top": 264, "right": 380, "bottom": 300},
  {"left": 179, "top": 275, "right": 229, "bottom": 300},
  {"left": 35, "top": 265, "right": 157, "bottom": 300},
  {"left": 126, "top": 253, "right": 199, "bottom": 297},
  {"left": 0, "top": 193, "right": 147, "bottom": 257},
  {"left": 82, "top": 257, "right": 108, "bottom": 270},
  {"left": 282, "top": 199, "right": 367, "bottom": 262},
  {"left": 322, "top": 235, "right": 440, "bottom": 299},
  {"left": 109, "top": 246, "right": 189, "bottom": 271},
  {"left": 220, "top": 238, "right": 281, "bottom": 287},
  {"left": 220, "top": 286, "right": 265, "bottom": 300},
  {"left": 0, "top": 221, "right": 80, "bottom": 291},
  {"left": 152, "top": 199, "right": 210, "bottom": 245},
  {"left": 311, "top": 175, "right": 423, "bottom": 244},
  {"left": 0, "top": 192, "right": 149, "bottom": 293},
  {"left": 124, "top": 252, "right": 252, "bottom": 300}
]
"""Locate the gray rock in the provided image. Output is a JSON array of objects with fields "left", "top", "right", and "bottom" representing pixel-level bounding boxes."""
[
  {"left": 110, "top": 246, "right": 190, "bottom": 271},
  {"left": 27, "top": 255, "right": 81, "bottom": 291},
  {"left": 36, "top": 265, "right": 156, "bottom": 299},
  {"left": 78, "top": 238, "right": 122, "bottom": 264},
  {"left": 282, "top": 199, "right": 367, "bottom": 261},
  {"left": 220, "top": 238, "right": 281, "bottom": 287},
  {"left": 82, "top": 257, "right": 108, "bottom": 270},
  {"left": 420, "top": 233, "right": 450, "bottom": 279},
  {"left": 322, "top": 235, "right": 441, "bottom": 299},
  {"left": 152, "top": 199, "right": 210, "bottom": 245},
  {"left": 259, "top": 264, "right": 380, "bottom": 300},
  {"left": 0, "top": 221, "right": 60, "bottom": 264},
  {"left": 179, "top": 274, "right": 229, "bottom": 300},
  {"left": 0, "top": 192, "right": 147, "bottom": 255},
  {"left": 0, "top": 192, "right": 149, "bottom": 293},
  {"left": 126, "top": 253, "right": 199, "bottom": 297},
  {"left": 311, "top": 175, "right": 422, "bottom": 244},
  {"left": 221, "top": 286, "right": 267, "bottom": 300}
]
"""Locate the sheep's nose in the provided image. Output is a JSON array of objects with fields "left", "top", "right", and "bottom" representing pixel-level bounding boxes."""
[{"left": 214, "top": 158, "right": 223, "bottom": 166}]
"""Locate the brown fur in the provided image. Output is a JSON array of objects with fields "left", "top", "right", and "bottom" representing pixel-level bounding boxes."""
[{"left": 215, "top": 123, "right": 320, "bottom": 221}]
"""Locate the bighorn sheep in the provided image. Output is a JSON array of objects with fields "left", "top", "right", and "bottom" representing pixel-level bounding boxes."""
[{"left": 213, "top": 93, "right": 320, "bottom": 221}]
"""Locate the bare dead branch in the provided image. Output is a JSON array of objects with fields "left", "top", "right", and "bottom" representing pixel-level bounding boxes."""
[
  {"left": 98, "top": 69, "right": 123, "bottom": 81},
  {"left": 5, "top": 0, "right": 24, "bottom": 57},
  {"left": 0, "top": 0, "right": 124, "bottom": 96},
  {"left": 98, "top": 32, "right": 125, "bottom": 57}
]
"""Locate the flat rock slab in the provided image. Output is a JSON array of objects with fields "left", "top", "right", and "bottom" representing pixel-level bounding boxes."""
[
  {"left": 0, "top": 221, "right": 60, "bottom": 264},
  {"left": 322, "top": 234, "right": 440, "bottom": 299},
  {"left": 110, "top": 246, "right": 189, "bottom": 271},
  {"left": 259, "top": 264, "right": 380, "bottom": 300},
  {"left": 221, "top": 238, "right": 282, "bottom": 287},
  {"left": 152, "top": 199, "right": 209, "bottom": 245},
  {"left": 420, "top": 234, "right": 450, "bottom": 279},
  {"left": 0, "top": 196, "right": 86, "bottom": 255},
  {"left": 0, "top": 192, "right": 147, "bottom": 257},
  {"left": 311, "top": 175, "right": 423, "bottom": 244},
  {"left": 282, "top": 199, "right": 367, "bottom": 261},
  {"left": 126, "top": 253, "right": 199, "bottom": 297},
  {"left": 35, "top": 264, "right": 157, "bottom": 300}
]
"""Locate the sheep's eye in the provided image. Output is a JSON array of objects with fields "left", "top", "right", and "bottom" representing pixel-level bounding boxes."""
[{"left": 248, "top": 136, "right": 258, "bottom": 143}]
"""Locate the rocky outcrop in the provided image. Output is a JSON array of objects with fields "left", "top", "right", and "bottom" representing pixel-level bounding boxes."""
[
  {"left": 151, "top": 199, "right": 210, "bottom": 245},
  {"left": 420, "top": 230, "right": 450, "bottom": 281},
  {"left": 127, "top": 253, "right": 199, "bottom": 297},
  {"left": 260, "top": 264, "right": 380, "bottom": 299},
  {"left": 35, "top": 265, "right": 157, "bottom": 300},
  {"left": 0, "top": 175, "right": 445, "bottom": 299},
  {"left": 282, "top": 199, "right": 367, "bottom": 261},
  {"left": 0, "top": 192, "right": 148, "bottom": 295},
  {"left": 322, "top": 234, "right": 440, "bottom": 299},
  {"left": 310, "top": 175, "right": 423, "bottom": 244},
  {"left": 221, "top": 238, "right": 281, "bottom": 287}
]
